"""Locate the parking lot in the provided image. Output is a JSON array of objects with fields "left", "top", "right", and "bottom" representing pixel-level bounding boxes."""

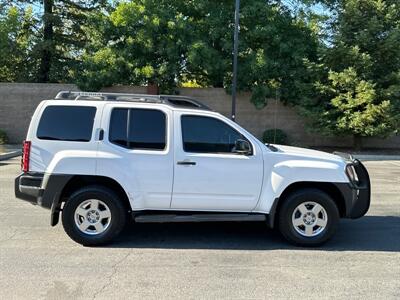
[{"left": 0, "top": 157, "right": 399, "bottom": 299}]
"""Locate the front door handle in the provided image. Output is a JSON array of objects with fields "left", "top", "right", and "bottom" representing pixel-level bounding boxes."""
[{"left": 177, "top": 160, "right": 196, "bottom": 166}]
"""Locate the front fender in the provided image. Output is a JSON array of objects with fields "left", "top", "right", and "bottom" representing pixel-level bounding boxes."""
[{"left": 255, "top": 159, "right": 349, "bottom": 213}]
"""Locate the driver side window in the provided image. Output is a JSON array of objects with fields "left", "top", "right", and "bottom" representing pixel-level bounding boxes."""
[{"left": 181, "top": 115, "right": 250, "bottom": 154}]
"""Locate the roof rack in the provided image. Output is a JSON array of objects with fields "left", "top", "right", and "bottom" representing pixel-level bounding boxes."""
[{"left": 54, "top": 91, "right": 211, "bottom": 110}]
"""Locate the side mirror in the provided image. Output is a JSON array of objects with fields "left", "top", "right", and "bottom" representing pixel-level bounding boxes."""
[{"left": 233, "top": 139, "right": 251, "bottom": 155}]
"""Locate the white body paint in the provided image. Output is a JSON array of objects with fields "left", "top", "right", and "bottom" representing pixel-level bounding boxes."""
[{"left": 27, "top": 100, "right": 350, "bottom": 214}]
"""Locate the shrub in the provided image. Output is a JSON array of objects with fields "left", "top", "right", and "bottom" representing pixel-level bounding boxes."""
[
  {"left": 262, "top": 128, "right": 288, "bottom": 145},
  {"left": 0, "top": 129, "right": 8, "bottom": 145}
]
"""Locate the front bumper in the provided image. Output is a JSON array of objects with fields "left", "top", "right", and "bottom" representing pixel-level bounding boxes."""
[{"left": 335, "top": 159, "right": 371, "bottom": 218}]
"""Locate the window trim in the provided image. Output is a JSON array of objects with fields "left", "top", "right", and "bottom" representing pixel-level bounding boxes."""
[
  {"left": 108, "top": 107, "right": 168, "bottom": 151},
  {"left": 180, "top": 114, "right": 253, "bottom": 155},
  {"left": 36, "top": 105, "right": 97, "bottom": 142}
]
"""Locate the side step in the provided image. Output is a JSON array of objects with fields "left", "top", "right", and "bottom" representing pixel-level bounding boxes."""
[{"left": 134, "top": 213, "right": 266, "bottom": 223}]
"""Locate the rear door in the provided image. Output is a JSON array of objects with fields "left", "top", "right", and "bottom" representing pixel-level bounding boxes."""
[
  {"left": 98, "top": 104, "right": 174, "bottom": 210},
  {"left": 171, "top": 112, "right": 264, "bottom": 211}
]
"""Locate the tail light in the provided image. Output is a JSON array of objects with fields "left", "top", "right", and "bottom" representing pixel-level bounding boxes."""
[{"left": 21, "top": 141, "right": 31, "bottom": 173}]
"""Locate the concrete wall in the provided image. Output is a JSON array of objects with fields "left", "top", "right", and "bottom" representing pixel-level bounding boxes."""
[{"left": 0, "top": 82, "right": 399, "bottom": 149}]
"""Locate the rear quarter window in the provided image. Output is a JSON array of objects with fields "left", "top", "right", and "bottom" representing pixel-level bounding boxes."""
[{"left": 37, "top": 106, "right": 96, "bottom": 142}]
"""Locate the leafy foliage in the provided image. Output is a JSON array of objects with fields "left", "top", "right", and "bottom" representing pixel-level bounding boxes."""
[
  {"left": 0, "top": 6, "right": 38, "bottom": 82},
  {"left": 42, "top": 0, "right": 109, "bottom": 82},
  {"left": 78, "top": 0, "right": 193, "bottom": 92},
  {"left": 0, "top": 129, "right": 8, "bottom": 145},
  {"left": 304, "top": 68, "right": 396, "bottom": 137},
  {"left": 262, "top": 128, "right": 289, "bottom": 145},
  {"left": 1, "top": 1, "right": 109, "bottom": 83},
  {"left": 301, "top": 0, "right": 400, "bottom": 145},
  {"left": 78, "top": 0, "right": 319, "bottom": 98}
]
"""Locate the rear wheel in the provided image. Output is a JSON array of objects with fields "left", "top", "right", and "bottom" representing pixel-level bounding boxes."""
[
  {"left": 62, "top": 185, "right": 127, "bottom": 246},
  {"left": 278, "top": 188, "right": 339, "bottom": 247}
]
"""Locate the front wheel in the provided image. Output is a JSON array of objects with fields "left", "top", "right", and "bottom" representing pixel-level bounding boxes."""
[
  {"left": 62, "top": 185, "right": 127, "bottom": 246},
  {"left": 278, "top": 188, "right": 339, "bottom": 247}
]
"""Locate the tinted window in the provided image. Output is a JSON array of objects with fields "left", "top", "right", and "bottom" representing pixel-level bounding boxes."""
[
  {"left": 181, "top": 115, "right": 246, "bottom": 153},
  {"left": 37, "top": 106, "right": 96, "bottom": 142},
  {"left": 109, "top": 108, "right": 128, "bottom": 147},
  {"left": 109, "top": 108, "right": 166, "bottom": 150}
]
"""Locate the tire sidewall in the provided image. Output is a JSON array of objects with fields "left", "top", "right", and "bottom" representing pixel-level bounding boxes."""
[
  {"left": 62, "top": 186, "right": 126, "bottom": 246},
  {"left": 279, "top": 189, "right": 339, "bottom": 246}
]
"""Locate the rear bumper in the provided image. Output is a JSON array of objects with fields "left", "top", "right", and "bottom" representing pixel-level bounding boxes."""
[
  {"left": 15, "top": 172, "right": 73, "bottom": 224},
  {"left": 335, "top": 159, "right": 371, "bottom": 218},
  {"left": 14, "top": 173, "right": 44, "bottom": 206},
  {"left": 15, "top": 172, "right": 73, "bottom": 226}
]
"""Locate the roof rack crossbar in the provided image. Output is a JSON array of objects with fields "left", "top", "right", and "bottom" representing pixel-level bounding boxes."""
[{"left": 54, "top": 91, "right": 211, "bottom": 110}]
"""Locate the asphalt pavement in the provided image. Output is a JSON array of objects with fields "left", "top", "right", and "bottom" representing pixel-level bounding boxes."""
[{"left": 0, "top": 157, "right": 399, "bottom": 299}]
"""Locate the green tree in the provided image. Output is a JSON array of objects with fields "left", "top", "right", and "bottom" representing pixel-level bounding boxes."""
[
  {"left": 301, "top": 0, "right": 400, "bottom": 148},
  {"left": 4, "top": 0, "right": 109, "bottom": 83},
  {"left": 78, "top": 0, "right": 319, "bottom": 102},
  {"left": 0, "top": 6, "right": 38, "bottom": 82},
  {"left": 185, "top": 0, "right": 324, "bottom": 97},
  {"left": 78, "top": 0, "right": 195, "bottom": 92},
  {"left": 45, "top": 0, "right": 110, "bottom": 82},
  {"left": 305, "top": 67, "right": 396, "bottom": 149}
]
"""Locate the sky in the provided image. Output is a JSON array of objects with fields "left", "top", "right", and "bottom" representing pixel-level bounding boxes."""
[{"left": 26, "top": 0, "right": 330, "bottom": 17}]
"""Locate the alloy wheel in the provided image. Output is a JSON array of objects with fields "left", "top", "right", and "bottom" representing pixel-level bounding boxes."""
[
  {"left": 291, "top": 201, "right": 328, "bottom": 237},
  {"left": 74, "top": 199, "right": 112, "bottom": 235}
]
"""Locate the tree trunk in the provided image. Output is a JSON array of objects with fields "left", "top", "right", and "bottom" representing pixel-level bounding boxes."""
[
  {"left": 38, "top": 0, "right": 54, "bottom": 82},
  {"left": 353, "top": 135, "right": 362, "bottom": 151}
]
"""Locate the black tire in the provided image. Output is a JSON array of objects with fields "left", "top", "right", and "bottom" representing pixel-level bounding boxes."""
[
  {"left": 62, "top": 185, "right": 127, "bottom": 246},
  {"left": 278, "top": 188, "right": 339, "bottom": 247}
]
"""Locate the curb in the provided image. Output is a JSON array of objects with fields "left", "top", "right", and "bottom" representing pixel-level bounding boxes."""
[{"left": 0, "top": 150, "right": 21, "bottom": 161}]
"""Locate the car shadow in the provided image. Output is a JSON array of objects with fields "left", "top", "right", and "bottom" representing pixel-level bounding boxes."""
[{"left": 106, "top": 215, "right": 400, "bottom": 252}]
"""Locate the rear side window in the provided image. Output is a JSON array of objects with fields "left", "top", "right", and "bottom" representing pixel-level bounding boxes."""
[
  {"left": 109, "top": 108, "right": 166, "bottom": 150},
  {"left": 37, "top": 106, "right": 96, "bottom": 142}
]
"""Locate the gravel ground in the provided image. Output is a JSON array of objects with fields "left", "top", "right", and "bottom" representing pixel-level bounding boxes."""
[{"left": 0, "top": 157, "right": 399, "bottom": 299}]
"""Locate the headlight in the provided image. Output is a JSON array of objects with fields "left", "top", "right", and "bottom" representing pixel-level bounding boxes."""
[{"left": 346, "top": 165, "right": 359, "bottom": 184}]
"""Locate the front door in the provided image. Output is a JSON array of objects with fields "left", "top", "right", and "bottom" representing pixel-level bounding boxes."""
[{"left": 171, "top": 112, "right": 264, "bottom": 211}]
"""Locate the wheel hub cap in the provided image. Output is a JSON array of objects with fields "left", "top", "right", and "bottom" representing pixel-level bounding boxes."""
[
  {"left": 303, "top": 212, "right": 316, "bottom": 225},
  {"left": 87, "top": 210, "right": 100, "bottom": 223}
]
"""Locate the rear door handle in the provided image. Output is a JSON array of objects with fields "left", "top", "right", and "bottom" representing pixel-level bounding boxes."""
[
  {"left": 177, "top": 160, "right": 196, "bottom": 166},
  {"left": 95, "top": 128, "right": 104, "bottom": 141}
]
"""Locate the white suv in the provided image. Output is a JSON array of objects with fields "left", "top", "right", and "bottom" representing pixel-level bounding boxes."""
[{"left": 15, "top": 91, "right": 370, "bottom": 246}]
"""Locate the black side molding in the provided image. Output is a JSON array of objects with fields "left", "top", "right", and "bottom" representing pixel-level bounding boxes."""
[{"left": 133, "top": 212, "right": 266, "bottom": 223}]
